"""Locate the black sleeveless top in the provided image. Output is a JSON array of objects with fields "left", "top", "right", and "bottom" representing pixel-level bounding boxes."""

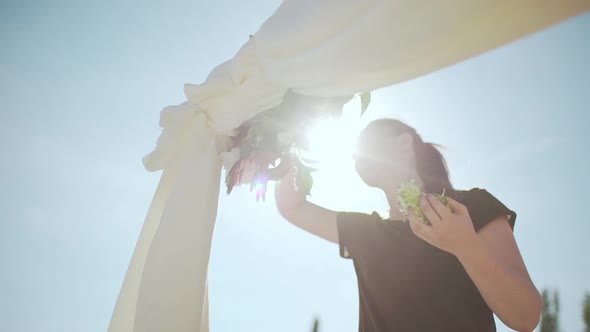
[{"left": 337, "top": 188, "right": 517, "bottom": 332}]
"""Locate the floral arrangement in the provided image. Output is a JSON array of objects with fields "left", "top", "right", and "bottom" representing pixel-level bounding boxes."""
[
  {"left": 397, "top": 179, "right": 449, "bottom": 224},
  {"left": 221, "top": 90, "right": 371, "bottom": 201}
]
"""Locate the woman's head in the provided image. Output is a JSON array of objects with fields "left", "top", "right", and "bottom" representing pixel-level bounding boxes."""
[{"left": 353, "top": 119, "right": 454, "bottom": 195}]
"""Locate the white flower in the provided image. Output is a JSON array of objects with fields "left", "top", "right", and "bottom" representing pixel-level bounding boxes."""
[
  {"left": 397, "top": 179, "right": 422, "bottom": 215},
  {"left": 220, "top": 147, "right": 241, "bottom": 172}
]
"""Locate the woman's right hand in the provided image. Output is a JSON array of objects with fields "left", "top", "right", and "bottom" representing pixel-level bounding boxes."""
[
  {"left": 264, "top": 154, "right": 293, "bottom": 181},
  {"left": 274, "top": 157, "right": 304, "bottom": 211}
]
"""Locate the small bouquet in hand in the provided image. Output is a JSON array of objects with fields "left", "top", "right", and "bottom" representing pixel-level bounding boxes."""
[
  {"left": 221, "top": 90, "right": 371, "bottom": 201},
  {"left": 397, "top": 179, "right": 449, "bottom": 224}
]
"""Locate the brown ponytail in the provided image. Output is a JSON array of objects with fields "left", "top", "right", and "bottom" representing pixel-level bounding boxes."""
[{"left": 414, "top": 140, "right": 455, "bottom": 197}]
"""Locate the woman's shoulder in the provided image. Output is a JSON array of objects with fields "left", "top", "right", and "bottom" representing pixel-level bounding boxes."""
[
  {"left": 457, "top": 187, "right": 492, "bottom": 200},
  {"left": 456, "top": 187, "right": 500, "bottom": 201},
  {"left": 455, "top": 187, "right": 505, "bottom": 211},
  {"left": 455, "top": 187, "right": 517, "bottom": 232}
]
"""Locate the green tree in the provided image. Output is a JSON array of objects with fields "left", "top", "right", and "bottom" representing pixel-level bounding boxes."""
[
  {"left": 311, "top": 317, "right": 319, "bottom": 332},
  {"left": 540, "top": 288, "right": 560, "bottom": 332},
  {"left": 583, "top": 292, "right": 590, "bottom": 332}
]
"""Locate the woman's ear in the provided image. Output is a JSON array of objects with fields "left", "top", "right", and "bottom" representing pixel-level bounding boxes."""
[
  {"left": 397, "top": 132, "right": 414, "bottom": 150},
  {"left": 395, "top": 132, "right": 417, "bottom": 166}
]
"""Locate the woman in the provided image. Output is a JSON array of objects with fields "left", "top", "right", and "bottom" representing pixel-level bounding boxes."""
[{"left": 275, "top": 118, "right": 542, "bottom": 331}]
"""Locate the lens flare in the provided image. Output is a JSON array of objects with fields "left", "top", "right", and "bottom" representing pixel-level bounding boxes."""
[{"left": 306, "top": 116, "right": 360, "bottom": 166}]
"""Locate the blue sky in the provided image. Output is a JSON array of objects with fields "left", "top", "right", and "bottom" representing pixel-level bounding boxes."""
[{"left": 1, "top": 1, "right": 589, "bottom": 331}]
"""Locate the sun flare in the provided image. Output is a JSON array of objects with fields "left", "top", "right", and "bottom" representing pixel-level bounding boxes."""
[
  {"left": 305, "top": 115, "right": 360, "bottom": 166},
  {"left": 301, "top": 109, "right": 387, "bottom": 213}
]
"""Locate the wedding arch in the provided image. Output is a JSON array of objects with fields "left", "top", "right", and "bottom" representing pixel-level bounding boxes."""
[{"left": 108, "top": 1, "right": 589, "bottom": 331}]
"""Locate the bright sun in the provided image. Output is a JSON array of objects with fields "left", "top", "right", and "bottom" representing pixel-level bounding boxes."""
[
  {"left": 292, "top": 99, "right": 388, "bottom": 214},
  {"left": 305, "top": 113, "right": 360, "bottom": 166}
]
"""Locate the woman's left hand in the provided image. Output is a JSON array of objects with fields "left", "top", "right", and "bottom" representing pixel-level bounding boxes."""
[{"left": 407, "top": 194, "right": 478, "bottom": 257}]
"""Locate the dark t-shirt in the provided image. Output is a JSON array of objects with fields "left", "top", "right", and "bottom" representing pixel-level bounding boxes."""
[{"left": 337, "top": 188, "right": 517, "bottom": 332}]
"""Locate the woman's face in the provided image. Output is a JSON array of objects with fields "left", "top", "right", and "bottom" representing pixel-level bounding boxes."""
[{"left": 353, "top": 127, "right": 413, "bottom": 188}]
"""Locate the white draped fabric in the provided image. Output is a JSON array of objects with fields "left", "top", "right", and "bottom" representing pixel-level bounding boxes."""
[{"left": 108, "top": 1, "right": 589, "bottom": 331}]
